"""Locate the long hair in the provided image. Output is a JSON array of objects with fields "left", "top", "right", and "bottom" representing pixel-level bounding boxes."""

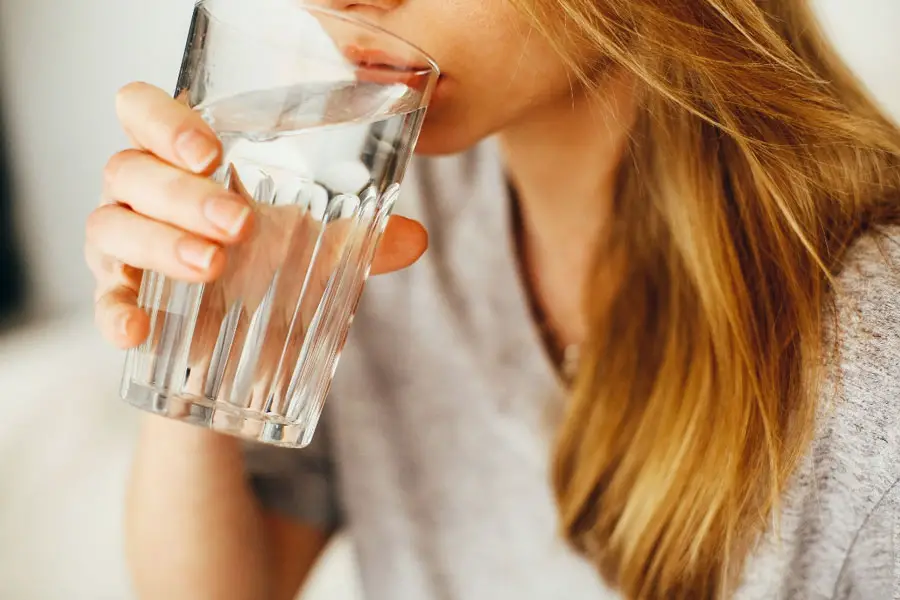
[{"left": 510, "top": 1, "right": 900, "bottom": 597}]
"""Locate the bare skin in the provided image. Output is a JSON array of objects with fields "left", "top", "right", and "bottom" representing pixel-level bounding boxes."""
[
  {"left": 86, "top": 0, "right": 634, "bottom": 597},
  {"left": 88, "top": 83, "right": 427, "bottom": 600}
]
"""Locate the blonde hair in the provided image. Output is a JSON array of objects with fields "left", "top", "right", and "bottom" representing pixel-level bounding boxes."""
[{"left": 510, "top": 0, "right": 900, "bottom": 597}]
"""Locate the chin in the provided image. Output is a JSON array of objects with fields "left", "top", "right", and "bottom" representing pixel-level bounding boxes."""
[
  {"left": 413, "top": 132, "right": 475, "bottom": 156},
  {"left": 412, "top": 112, "right": 490, "bottom": 156}
]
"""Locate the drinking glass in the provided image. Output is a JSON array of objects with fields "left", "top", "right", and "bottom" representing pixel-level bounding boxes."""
[{"left": 120, "top": 0, "right": 439, "bottom": 447}]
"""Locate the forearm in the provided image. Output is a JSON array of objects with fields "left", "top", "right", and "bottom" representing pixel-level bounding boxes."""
[{"left": 125, "top": 416, "right": 270, "bottom": 600}]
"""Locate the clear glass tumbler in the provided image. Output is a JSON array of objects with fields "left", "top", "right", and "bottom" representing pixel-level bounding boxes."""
[{"left": 120, "top": 0, "right": 439, "bottom": 447}]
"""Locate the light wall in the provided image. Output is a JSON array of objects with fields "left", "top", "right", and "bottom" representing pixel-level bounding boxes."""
[
  {"left": 0, "top": 0, "right": 192, "bottom": 317},
  {"left": 0, "top": 0, "right": 898, "bottom": 317}
]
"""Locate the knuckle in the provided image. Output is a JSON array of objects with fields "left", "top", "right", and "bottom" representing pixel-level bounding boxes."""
[
  {"left": 94, "top": 282, "right": 120, "bottom": 316},
  {"left": 115, "top": 81, "right": 150, "bottom": 113},
  {"left": 84, "top": 207, "right": 106, "bottom": 241},
  {"left": 147, "top": 96, "right": 195, "bottom": 141},
  {"left": 102, "top": 153, "right": 123, "bottom": 186},
  {"left": 84, "top": 205, "right": 117, "bottom": 247},
  {"left": 160, "top": 167, "right": 197, "bottom": 207},
  {"left": 103, "top": 149, "right": 139, "bottom": 187}
]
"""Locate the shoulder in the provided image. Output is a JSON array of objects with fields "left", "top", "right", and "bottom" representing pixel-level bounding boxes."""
[
  {"left": 825, "top": 225, "right": 900, "bottom": 482},
  {"left": 832, "top": 225, "right": 900, "bottom": 382},
  {"left": 835, "top": 224, "right": 900, "bottom": 306},
  {"left": 816, "top": 227, "right": 900, "bottom": 594},
  {"left": 798, "top": 226, "right": 900, "bottom": 521},
  {"left": 738, "top": 229, "right": 900, "bottom": 597}
]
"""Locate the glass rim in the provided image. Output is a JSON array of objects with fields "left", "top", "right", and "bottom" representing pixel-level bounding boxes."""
[{"left": 195, "top": 0, "right": 440, "bottom": 79}]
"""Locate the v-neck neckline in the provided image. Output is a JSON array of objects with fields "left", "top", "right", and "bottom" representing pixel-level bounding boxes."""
[{"left": 477, "top": 138, "right": 575, "bottom": 396}]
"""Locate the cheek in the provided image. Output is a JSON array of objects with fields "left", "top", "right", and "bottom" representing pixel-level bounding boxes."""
[
  {"left": 397, "top": 0, "right": 574, "bottom": 154},
  {"left": 414, "top": 51, "right": 574, "bottom": 155},
  {"left": 412, "top": 80, "right": 523, "bottom": 154}
]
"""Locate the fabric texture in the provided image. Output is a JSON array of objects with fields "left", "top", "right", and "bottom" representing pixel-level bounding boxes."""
[{"left": 246, "top": 140, "right": 900, "bottom": 599}]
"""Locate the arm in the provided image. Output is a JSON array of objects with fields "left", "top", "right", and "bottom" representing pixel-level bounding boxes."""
[
  {"left": 86, "top": 82, "right": 419, "bottom": 597},
  {"left": 125, "top": 416, "right": 330, "bottom": 600}
]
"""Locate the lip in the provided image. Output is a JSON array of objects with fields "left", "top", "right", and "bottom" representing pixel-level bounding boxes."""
[
  {"left": 343, "top": 45, "right": 433, "bottom": 73},
  {"left": 344, "top": 45, "right": 442, "bottom": 92}
]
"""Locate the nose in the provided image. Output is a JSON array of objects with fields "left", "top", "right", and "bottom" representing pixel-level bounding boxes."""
[{"left": 323, "top": 0, "right": 403, "bottom": 12}]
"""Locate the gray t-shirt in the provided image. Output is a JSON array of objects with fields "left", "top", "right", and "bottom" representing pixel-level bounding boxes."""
[{"left": 245, "top": 140, "right": 900, "bottom": 599}]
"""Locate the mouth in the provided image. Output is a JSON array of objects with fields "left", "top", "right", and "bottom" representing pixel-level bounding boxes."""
[{"left": 343, "top": 45, "right": 439, "bottom": 87}]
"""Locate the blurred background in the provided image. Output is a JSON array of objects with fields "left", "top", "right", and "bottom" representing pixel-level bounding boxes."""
[{"left": 0, "top": 0, "right": 897, "bottom": 598}]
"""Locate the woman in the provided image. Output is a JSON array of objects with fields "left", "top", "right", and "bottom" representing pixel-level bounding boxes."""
[{"left": 85, "top": 0, "right": 900, "bottom": 598}]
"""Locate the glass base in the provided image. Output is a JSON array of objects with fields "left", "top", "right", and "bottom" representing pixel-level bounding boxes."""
[{"left": 122, "top": 381, "right": 315, "bottom": 448}]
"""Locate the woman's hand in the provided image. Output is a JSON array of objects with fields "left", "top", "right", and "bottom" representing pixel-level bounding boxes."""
[{"left": 86, "top": 82, "right": 428, "bottom": 351}]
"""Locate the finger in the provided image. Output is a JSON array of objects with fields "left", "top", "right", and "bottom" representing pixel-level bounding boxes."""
[
  {"left": 94, "top": 285, "right": 151, "bottom": 349},
  {"left": 86, "top": 204, "right": 227, "bottom": 282},
  {"left": 84, "top": 242, "right": 142, "bottom": 293},
  {"left": 116, "top": 81, "right": 221, "bottom": 174},
  {"left": 103, "top": 149, "right": 252, "bottom": 243},
  {"left": 371, "top": 216, "right": 428, "bottom": 275}
]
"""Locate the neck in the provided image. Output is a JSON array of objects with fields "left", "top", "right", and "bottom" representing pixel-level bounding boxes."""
[{"left": 498, "top": 76, "right": 635, "bottom": 348}]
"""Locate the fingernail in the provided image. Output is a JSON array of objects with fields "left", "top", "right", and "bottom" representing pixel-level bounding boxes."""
[
  {"left": 176, "top": 237, "right": 218, "bottom": 271},
  {"left": 175, "top": 130, "right": 218, "bottom": 173},
  {"left": 204, "top": 195, "right": 251, "bottom": 237}
]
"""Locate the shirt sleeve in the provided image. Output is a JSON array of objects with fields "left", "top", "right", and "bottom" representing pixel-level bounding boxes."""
[{"left": 242, "top": 412, "right": 342, "bottom": 533}]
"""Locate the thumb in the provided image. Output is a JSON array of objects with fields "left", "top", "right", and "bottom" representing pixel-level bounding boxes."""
[{"left": 371, "top": 216, "right": 428, "bottom": 275}]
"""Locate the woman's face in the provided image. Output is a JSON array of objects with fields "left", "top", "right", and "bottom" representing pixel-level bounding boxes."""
[{"left": 321, "top": 0, "right": 579, "bottom": 155}]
